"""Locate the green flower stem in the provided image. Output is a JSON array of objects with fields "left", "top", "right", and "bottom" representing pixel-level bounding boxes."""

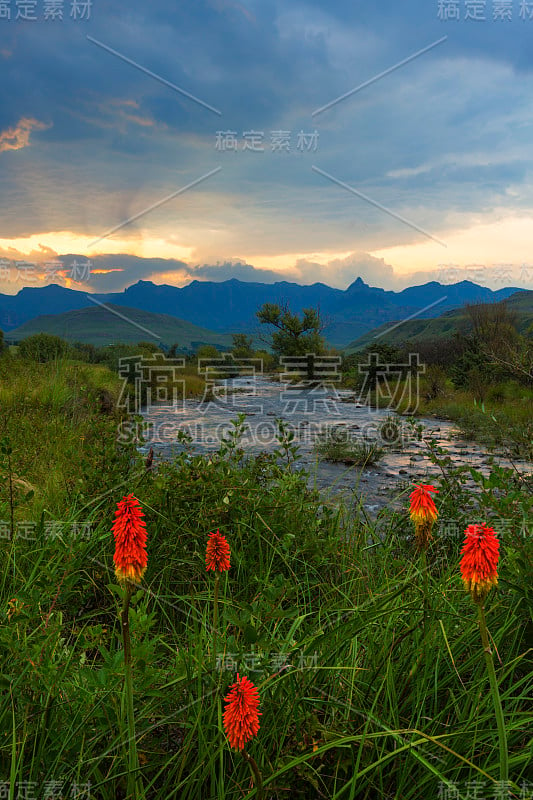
[
  {"left": 421, "top": 548, "right": 428, "bottom": 635},
  {"left": 212, "top": 572, "right": 220, "bottom": 672},
  {"left": 477, "top": 601, "right": 508, "bottom": 783},
  {"left": 121, "top": 582, "right": 144, "bottom": 800},
  {"left": 242, "top": 749, "right": 263, "bottom": 800}
]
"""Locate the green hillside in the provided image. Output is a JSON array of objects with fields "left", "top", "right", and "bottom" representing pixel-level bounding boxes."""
[
  {"left": 345, "top": 290, "right": 533, "bottom": 352},
  {"left": 6, "top": 304, "right": 234, "bottom": 349}
]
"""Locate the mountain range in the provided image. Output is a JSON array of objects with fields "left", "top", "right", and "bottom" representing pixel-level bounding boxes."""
[
  {"left": 0, "top": 276, "right": 526, "bottom": 348},
  {"left": 346, "top": 289, "right": 533, "bottom": 351}
]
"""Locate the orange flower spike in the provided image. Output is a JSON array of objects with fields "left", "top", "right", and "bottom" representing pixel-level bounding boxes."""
[
  {"left": 112, "top": 494, "right": 148, "bottom": 584},
  {"left": 223, "top": 674, "right": 261, "bottom": 751},
  {"left": 409, "top": 484, "right": 439, "bottom": 549},
  {"left": 460, "top": 523, "right": 499, "bottom": 603},
  {"left": 206, "top": 529, "right": 231, "bottom": 573}
]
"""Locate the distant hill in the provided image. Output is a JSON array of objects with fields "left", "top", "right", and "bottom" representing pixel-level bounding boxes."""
[
  {"left": 345, "top": 290, "right": 533, "bottom": 351},
  {"left": 0, "top": 276, "right": 524, "bottom": 348},
  {"left": 6, "top": 304, "right": 234, "bottom": 349}
]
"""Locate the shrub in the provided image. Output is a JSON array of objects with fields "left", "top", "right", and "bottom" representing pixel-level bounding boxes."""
[
  {"left": 18, "top": 333, "right": 71, "bottom": 362},
  {"left": 486, "top": 383, "right": 506, "bottom": 403},
  {"left": 315, "top": 426, "right": 384, "bottom": 465},
  {"left": 423, "top": 364, "right": 448, "bottom": 401}
]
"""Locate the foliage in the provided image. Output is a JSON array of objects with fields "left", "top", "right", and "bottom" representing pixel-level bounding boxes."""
[
  {"left": 342, "top": 342, "right": 409, "bottom": 392},
  {"left": 136, "top": 340, "right": 164, "bottom": 353},
  {"left": 231, "top": 333, "right": 254, "bottom": 359},
  {"left": 196, "top": 344, "right": 223, "bottom": 360},
  {"left": 256, "top": 303, "right": 327, "bottom": 366},
  {"left": 315, "top": 425, "right": 384, "bottom": 465},
  {"left": 18, "top": 332, "right": 71, "bottom": 362},
  {"left": 0, "top": 354, "right": 531, "bottom": 799},
  {"left": 423, "top": 364, "right": 448, "bottom": 401},
  {"left": 342, "top": 299, "right": 533, "bottom": 456}
]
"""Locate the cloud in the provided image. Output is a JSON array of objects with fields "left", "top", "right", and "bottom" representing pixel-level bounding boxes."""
[
  {"left": 1, "top": 247, "right": 531, "bottom": 298},
  {"left": 1, "top": 0, "right": 533, "bottom": 287},
  {"left": 82, "top": 256, "right": 298, "bottom": 290},
  {"left": 0, "top": 117, "right": 51, "bottom": 153},
  {"left": 192, "top": 260, "right": 286, "bottom": 283},
  {"left": 293, "top": 253, "right": 397, "bottom": 288},
  {"left": 74, "top": 252, "right": 401, "bottom": 291}
]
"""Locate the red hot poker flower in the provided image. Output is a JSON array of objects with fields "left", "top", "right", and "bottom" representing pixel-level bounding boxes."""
[
  {"left": 206, "top": 529, "right": 231, "bottom": 572},
  {"left": 223, "top": 674, "right": 261, "bottom": 750},
  {"left": 409, "top": 484, "right": 439, "bottom": 549},
  {"left": 409, "top": 484, "right": 439, "bottom": 523},
  {"left": 460, "top": 523, "right": 499, "bottom": 603},
  {"left": 112, "top": 494, "right": 148, "bottom": 584}
]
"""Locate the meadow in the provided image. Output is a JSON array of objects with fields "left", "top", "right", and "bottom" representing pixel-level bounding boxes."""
[{"left": 0, "top": 352, "right": 531, "bottom": 799}]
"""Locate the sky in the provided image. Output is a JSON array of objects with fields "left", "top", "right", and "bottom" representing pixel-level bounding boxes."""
[{"left": 1, "top": 0, "right": 533, "bottom": 295}]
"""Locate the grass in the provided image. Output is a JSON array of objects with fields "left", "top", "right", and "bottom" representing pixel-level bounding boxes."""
[
  {"left": 0, "top": 353, "right": 532, "bottom": 799},
  {"left": 0, "top": 355, "right": 206, "bottom": 520},
  {"left": 314, "top": 426, "right": 384, "bottom": 466},
  {"left": 0, "top": 356, "right": 127, "bottom": 519},
  {"left": 394, "top": 377, "right": 533, "bottom": 460}
]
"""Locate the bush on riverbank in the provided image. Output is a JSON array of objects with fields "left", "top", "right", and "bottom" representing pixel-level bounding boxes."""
[
  {"left": 315, "top": 425, "right": 384, "bottom": 465},
  {"left": 0, "top": 354, "right": 532, "bottom": 798},
  {"left": 395, "top": 378, "right": 533, "bottom": 460}
]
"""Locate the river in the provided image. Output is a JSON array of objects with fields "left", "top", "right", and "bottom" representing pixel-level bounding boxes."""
[{"left": 139, "top": 375, "right": 530, "bottom": 514}]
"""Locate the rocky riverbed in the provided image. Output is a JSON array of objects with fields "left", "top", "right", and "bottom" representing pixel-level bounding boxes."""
[{"left": 140, "top": 375, "right": 531, "bottom": 514}]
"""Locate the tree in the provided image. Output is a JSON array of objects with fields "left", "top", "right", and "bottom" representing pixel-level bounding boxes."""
[
  {"left": 256, "top": 303, "right": 326, "bottom": 366},
  {"left": 482, "top": 330, "right": 533, "bottom": 386},
  {"left": 466, "top": 300, "right": 518, "bottom": 345},
  {"left": 345, "top": 342, "right": 407, "bottom": 392},
  {"left": 231, "top": 334, "right": 254, "bottom": 359},
  {"left": 136, "top": 341, "right": 162, "bottom": 353},
  {"left": 100, "top": 342, "right": 163, "bottom": 372},
  {"left": 465, "top": 301, "right": 532, "bottom": 386},
  {"left": 196, "top": 344, "right": 222, "bottom": 360},
  {"left": 254, "top": 349, "right": 276, "bottom": 373},
  {"left": 0, "top": 328, "right": 4, "bottom": 354}
]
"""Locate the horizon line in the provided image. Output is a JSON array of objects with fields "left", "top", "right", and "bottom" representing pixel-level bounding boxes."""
[{"left": 1, "top": 275, "right": 530, "bottom": 298}]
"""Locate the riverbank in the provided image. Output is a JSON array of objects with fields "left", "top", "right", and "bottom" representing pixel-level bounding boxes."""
[{"left": 341, "top": 370, "right": 533, "bottom": 460}]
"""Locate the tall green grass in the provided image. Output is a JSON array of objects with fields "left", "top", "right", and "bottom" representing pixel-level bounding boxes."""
[{"left": 0, "top": 355, "right": 531, "bottom": 799}]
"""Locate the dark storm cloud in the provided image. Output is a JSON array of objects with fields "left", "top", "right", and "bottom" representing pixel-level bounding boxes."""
[{"left": 1, "top": 0, "right": 532, "bottom": 283}]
